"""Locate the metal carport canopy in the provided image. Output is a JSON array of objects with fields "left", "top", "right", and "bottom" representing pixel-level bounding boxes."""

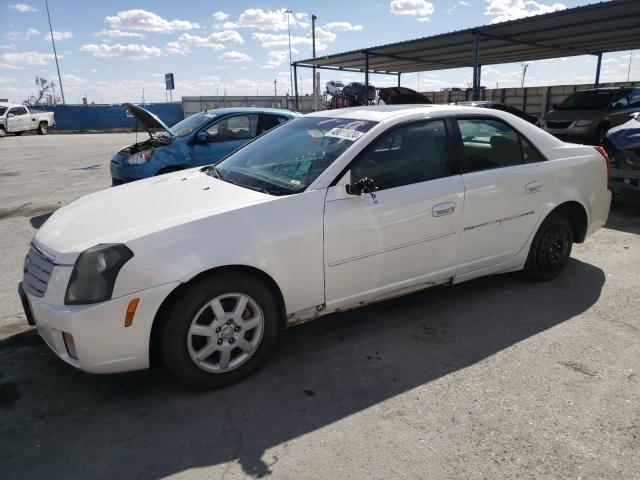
[{"left": 292, "top": 0, "right": 640, "bottom": 106}]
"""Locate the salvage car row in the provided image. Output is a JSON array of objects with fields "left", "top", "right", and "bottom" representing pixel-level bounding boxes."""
[{"left": 19, "top": 103, "right": 612, "bottom": 389}]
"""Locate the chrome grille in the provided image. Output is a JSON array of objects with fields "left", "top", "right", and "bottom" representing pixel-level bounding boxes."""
[
  {"left": 546, "top": 120, "right": 573, "bottom": 129},
  {"left": 23, "top": 244, "right": 55, "bottom": 297}
]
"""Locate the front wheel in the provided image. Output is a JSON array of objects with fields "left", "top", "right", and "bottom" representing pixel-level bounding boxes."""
[
  {"left": 160, "top": 272, "right": 280, "bottom": 389},
  {"left": 0, "top": 127, "right": 6, "bottom": 138},
  {"left": 523, "top": 213, "right": 573, "bottom": 281},
  {"left": 38, "top": 122, "right": 48, "bottom": 135}
]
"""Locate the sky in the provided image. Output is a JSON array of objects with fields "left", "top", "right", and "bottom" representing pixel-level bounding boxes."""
[{"left": 0, "top": 0, "right": 638, "bottom": 104}]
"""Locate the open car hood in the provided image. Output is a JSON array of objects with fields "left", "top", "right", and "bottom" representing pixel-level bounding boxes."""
[
  {"left": 123, "top": 103, "right": 174, "bottom": 137},
  {"left": 606, "top": 114, "right": 640, "bottom": 151},
  {"left": 378, "top": 87, "right": 430, "bottom": 105}
]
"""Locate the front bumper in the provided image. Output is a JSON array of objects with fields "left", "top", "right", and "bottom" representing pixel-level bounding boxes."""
[
  {"left": 110, "top": 154, "right": 158, "bottom": 185},
  {"left": 18, "top": 281, "right": 179, "bottom": 374}
]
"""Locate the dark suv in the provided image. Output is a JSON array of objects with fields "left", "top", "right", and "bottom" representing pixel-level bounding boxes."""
[{"left": 541, "top": 87, "right": 640, "bottom": 144}]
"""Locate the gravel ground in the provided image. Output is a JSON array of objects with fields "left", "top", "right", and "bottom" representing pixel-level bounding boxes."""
[{"left": 0, "top": 133, "right": 639, "bottom": 479}]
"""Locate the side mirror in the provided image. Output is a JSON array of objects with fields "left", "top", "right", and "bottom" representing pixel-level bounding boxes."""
[
  {"left": 197, "top": 131, "right": 208, "bottom": 143},
  {"left": 7, "top": 113, "right": 14, "bottom": 118},
  {"left": 346, "top": 177, "right": 378, "bottom": 202}
]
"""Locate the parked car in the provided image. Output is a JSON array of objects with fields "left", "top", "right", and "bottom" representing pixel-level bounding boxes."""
[
  {"left": 541, "top": 87, "right": 640, "bottom": 144},
  {"left": 342, "top": 82, "right": 376, "bottom": 101},
  {"left": 455, "top": 101, "right": 538, "bottom": 124},
  {"left": 326, "top": 80, "right": 345, "bottom": 95},
  {"left": 0, "top": 103, "right": 54, "bottom": 137},
  {"left": 603, "top": 112, "right": 640, "bottom": 205},
  {"left": 19, "top": 105, "right": 611, "bottom": 389},
  {"left": 378, "top": 87, "right": 431, "bottom": 105},
  {"left": 110, "top": 104, "right": 300, "bottom": 185}
]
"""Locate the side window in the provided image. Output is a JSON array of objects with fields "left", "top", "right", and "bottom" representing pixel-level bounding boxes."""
[
  {"left": 628, "top": 89, "right": 640, "bottom": 108},
  {"left": 350, "top": 120, "right": 453, "bottom": 191},
  {"left": 458, "top": 118, "right": 523, "bottom": 173},
  {"left": 206, "top": 114, "right": 258, "bottom": 140},
  {"left": 611, "top": 91, "right": 630, "bottom": 109},
  {"left": 258, "top": 114, "right": 288, "bottom": 135}
]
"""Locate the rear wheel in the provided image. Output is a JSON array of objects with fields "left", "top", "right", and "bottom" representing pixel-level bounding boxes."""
[
  {"left": 524, "top": 213, "right": 573, "bottom": 281},
  {"left": 0, "top": 127, "right": 6, "bottom": 138},
  {"left": 38, "top": 122, "right": 48, "bottom": 135},
  {"left": 160, "top": 272, "right": 280, "bottom": 389},
  {"left": 593, "top": 123, "right": 608, "bottom": 146}
]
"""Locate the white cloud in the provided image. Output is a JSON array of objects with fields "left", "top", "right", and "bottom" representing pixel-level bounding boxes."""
[
  {"left": 1, "top": 44, "right": 16, "bottom": 50},
  {"left": 390, "top": 0, "right": 435, "bottom": 22},
  {"left": 485, "top": 0, "right": 566, "bottom": 24},
  {"left": 209, "top": 30, "right": 244, "bottom": 44},
  {"left": 166, "top": 30, "right": 243, "bottom": 54},
  {"left": 79, "top": 43, "right": 163, "bottom": 60},
  {"left": 253, "top": 32, "right": 310, "bottom": 48},
  {"left": 173, "top": 33, "right": 225, "bottom": 51},
  {"left": 236, "top": 8, "right": 294, "bottom": 31},
  {"left": 96, "top": 29, "right": 146, "bottom": 39},
  {"left": 315, "top": 28, "right": 337, "bottom": 42},
  {"left": 325, "top": 22, "right": 363, "bottom": 31},
  {"left": 9, "top": 3, "right": 37, "bottom": 12},
  {"left": 44, "top": 31, "right": 73, "bottom": 42},
  {"left": 89, "top": 68, "right": 98, "bottom": 73},
  {"left": 61, "top": 74, "right": 86, "bottom": 85},
  {"left": 263, "top": 50, "right": 288, "bottom": 68},
  {"left": 166, "top": 41, "right": 190, "bottom": 55},
  {"left": 213, "top": 11, "right": 229, "bottom": 22},
  {"left": 105, "top": 9, "right": 200, "bottom": 33},
  {"left": 220, "top": 51, "right": 251, "bottom": 62},
  {"left": 7, "top": 28, "right": 40, "bottom": 40},
  {"left": 447, "top": 1, "right": 471, "bottom": 14},
  {"left": 0, "top": 51, "right": 56, "bottom": 69}
]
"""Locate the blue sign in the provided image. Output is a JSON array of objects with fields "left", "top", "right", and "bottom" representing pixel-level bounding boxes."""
[{"left": 165, "top": 73, "right": 175, "bottom": 90}]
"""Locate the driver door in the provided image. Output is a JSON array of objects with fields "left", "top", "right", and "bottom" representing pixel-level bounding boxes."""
[
  {"left": 6, "top": 108, "right": 22, "bottom": 132},
  {"left": 323, "top": 119, "right": 464, "bottom": 310},
  {"left": 193, "top": 113, "right": 258, "bottom": 165}
]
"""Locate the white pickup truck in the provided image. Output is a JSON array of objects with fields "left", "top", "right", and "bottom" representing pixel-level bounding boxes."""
[{"left": 0, "top": 103, "right": 55, "bottom": 137}]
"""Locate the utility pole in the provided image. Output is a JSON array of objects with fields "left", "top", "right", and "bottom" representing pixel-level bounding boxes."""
[
  {"left": 285, "top": 9, "right": 294, "bottom": 100},
  {"left": 45, "top": 0, "right": 65, "bottom": 104},
  {"left": 312, "top": 14, "right": 317, "bottom": 111},
  {"left": 520, "top": 63, "right": 529, "bottom": 88},
  {"left": 627, "top": 50, "right": 633, "bottom": 82},
  {"left": 274, "top": 78, "right": 278, "bottom": 107}
]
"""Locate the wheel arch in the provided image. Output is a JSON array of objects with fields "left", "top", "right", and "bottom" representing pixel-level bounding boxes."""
[
  {"left": 543, "top": 200, "right": 589, "bottom": 243},
  {"left": 149, "top": 264, "right": 287, "bottom": 367}
]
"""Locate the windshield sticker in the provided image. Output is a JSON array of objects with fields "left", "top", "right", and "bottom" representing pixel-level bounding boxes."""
[{"left": 325, "top": 127, "right": 365, "bottom": 141}]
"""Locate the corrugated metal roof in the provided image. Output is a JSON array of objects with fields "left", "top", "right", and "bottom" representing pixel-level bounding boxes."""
[{"left": 294, "top": 0, "right": 640, "bottom": 74}]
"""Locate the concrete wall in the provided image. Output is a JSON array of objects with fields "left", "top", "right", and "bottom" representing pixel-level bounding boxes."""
[
  {"left": 29, "top": 103, "right": 184, "bottom": 131},
  {"left": 422, "top": 81, "right": 640, "bottom": 119},
  {"left": 182, "top": 95, "right": 318, "bottom": 116}
]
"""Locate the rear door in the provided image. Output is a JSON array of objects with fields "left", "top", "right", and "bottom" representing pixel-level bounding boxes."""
[
  {"left": 454, "top": 116, "right": 554, "bottom": 274},
  {"left": 193, "top": 113, "right": 259, "bottom": 165},
  {"left": 323, "top": 118, "right": 464, "bottom": 310}
]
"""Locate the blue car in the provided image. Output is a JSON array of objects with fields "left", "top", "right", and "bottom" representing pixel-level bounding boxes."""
[{"left": 110, "top": 104, "right": 300, "bottom": 185}]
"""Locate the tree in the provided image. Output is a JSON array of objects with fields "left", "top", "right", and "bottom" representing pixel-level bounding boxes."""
[{"left": 25, "top": 76, "right": 60, "bottom": 105}]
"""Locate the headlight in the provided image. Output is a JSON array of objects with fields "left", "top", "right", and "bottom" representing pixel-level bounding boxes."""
[
  {"left": 65, "top": 244, "right": 133, "bottom": 305},
  {"left": 126, "top": 149, "right": 153, "bottom": 165},
  {"left": 575, "top": 120, "right": 593, "bottom": 127}
]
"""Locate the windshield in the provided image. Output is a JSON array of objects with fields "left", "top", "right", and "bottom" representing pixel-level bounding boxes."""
[
  {"left": 212, "top": 116, "right": 377, "bottom": 195},
  {"left": 0, "top": 107, "right": 6, "bottom": 116},
  {"left": 169, "top": 112, "right": 217, "bottom": 138},
  {"left": 556, "top": 90, "right": 617, "bottom": 110}
]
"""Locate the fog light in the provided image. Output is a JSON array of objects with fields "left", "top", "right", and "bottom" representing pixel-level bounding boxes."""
[{"left": 62, "top": 331, "right": 78, "bottom": 360}]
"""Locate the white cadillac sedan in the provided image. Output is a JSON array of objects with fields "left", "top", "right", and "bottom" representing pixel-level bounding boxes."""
[{"left": 19, "top": 105, "right": 611, "bottom": 388}]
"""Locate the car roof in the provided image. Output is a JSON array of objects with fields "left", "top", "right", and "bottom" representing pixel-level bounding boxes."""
[
  {"left": 199, "top": 107, "right": 299, "bottom": 116},
  {"left": 304, "top": 104, "right": 503, "bottom": 122},
  {"left": 577, "top": 87, "right": 632, "bottom": 93}
]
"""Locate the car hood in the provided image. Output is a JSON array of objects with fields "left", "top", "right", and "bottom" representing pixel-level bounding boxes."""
[
  {"left": 543, "top": 109, "right": 601, "bottom": 121},
  {"left": 34, "top": 169, "right": 270, "bottom": 264},
  {"left": 123, "top": 103, "right": 175, "bottom": 138},
  {"left": 606, "top": 117, "right": 640, "bottom": 150}
]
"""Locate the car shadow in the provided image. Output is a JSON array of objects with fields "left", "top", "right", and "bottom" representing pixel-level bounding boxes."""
[
  {"left": 605, "top": 202, "right": 640, "bottom": 234},
  {"left": 0, "top": 259, "right": 604, "bottom": 479}
]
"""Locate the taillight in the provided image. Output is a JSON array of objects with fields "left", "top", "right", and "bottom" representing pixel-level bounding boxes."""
[{"left": 594, "top": 146, "right": 611, "bottom": 191}]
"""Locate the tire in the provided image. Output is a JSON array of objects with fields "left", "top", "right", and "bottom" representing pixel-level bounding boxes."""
[
  {"left": 523, "top": 213, "right": 573, "bottom": 281},
  {"left": 593, "top": 123, "right": 608, "bottom": 146},
  {"left": 38, "top": 122, "right": 48, "bottom": 135},
  {"left": 0, "top": 127, "right": 6, "bottom": 138},
  {"left": 160, "top": 272, "right": 280, "bottom": 389}
]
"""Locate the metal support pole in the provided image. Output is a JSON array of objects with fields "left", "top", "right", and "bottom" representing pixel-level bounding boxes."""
[
  {"left": 45, "top": 0, "right": 65, "bottom": 104},
  {"left": 477, "top": 65, "right": 482, "bottom": 98},
  {"left": 364, "top": 52, "right": 370, "bottom": 90},
  {"left": 312, "top": 15, "right": 317, "bottom": 111},
  {"left": 397, "top": 72, "right": 401, "bottom": 87},
  {"left": 595, "top": 52, "right": 602, "bottom": 88},
  {"left": 472, "top": 30, "right": 480, "bottom": 101},
  {"left": 293, "top": 63, "right": 299, "bottom": 112}
]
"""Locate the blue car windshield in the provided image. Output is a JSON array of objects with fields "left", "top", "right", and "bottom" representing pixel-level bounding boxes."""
[
  {"left": 167, "top": 112, "right": 217, "bottom": 138},
  {"left": 212, "top": 117, "right": 377, "bottom": 195}
]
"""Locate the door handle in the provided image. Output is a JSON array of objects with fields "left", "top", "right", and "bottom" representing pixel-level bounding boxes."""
[
  {"left": 432, "top": 202, "right": 456, "bottom": 217},
  {"left": 525, "top": 181, "right": 544, "bottom": 194}
]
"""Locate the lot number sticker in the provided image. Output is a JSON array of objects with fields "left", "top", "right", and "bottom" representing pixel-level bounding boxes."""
[{"left": 325, "top": 128, "right": 365, "bottom": 141}]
